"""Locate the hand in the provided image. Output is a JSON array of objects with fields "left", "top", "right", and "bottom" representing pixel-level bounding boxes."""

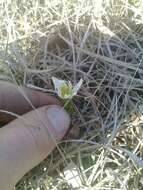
[{"left": 0, "top": 81, "right": 70, "bottom": 190}]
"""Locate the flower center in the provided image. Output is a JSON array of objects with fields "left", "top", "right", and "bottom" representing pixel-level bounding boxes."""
[{"left": 60, "top": 84, "right": 72, "bottom": 97}]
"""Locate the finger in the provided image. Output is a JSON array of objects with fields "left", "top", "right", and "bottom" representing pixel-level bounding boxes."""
[
  {"left": 0, "top": 105, "right": 70, "bottom": 190},
  {"left": 0, "top": 81, "right": 60, "bottom": 123}
]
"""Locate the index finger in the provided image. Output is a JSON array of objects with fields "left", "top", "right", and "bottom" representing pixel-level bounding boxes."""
[{"left": 0, "top": 81, "right": 60, "bottom": 124}]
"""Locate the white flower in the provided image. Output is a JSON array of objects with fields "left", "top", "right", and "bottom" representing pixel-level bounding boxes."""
[{"left": 52, "top": 77, "right": 83, "bottom": 99}]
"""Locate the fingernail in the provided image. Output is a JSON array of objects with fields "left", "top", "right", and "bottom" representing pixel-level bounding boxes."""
[{"left": 46, "top": 105, "right": 70, "bottom": 133}]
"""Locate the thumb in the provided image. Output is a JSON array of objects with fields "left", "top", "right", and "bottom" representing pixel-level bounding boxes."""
[{"left": 0, "top": 105, "right": 70, "bottom": 190}]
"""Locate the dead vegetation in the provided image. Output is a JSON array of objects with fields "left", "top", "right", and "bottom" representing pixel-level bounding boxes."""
[{"left": 0, "top": 0, "right": 143, "bottom": 189}]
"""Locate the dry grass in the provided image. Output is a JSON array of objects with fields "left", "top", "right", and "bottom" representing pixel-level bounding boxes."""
[{"left": 0, "top": 0, "right": 143, "bottom": 189}]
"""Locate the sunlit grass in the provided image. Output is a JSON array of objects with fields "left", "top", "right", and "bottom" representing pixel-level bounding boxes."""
[{"left": 0, "top": 0, "right": 143, "bottom": 189}]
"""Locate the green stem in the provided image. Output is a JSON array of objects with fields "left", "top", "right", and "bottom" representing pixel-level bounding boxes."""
[{"left": 61, "top": 99, "right": 76, "bottom": 114}]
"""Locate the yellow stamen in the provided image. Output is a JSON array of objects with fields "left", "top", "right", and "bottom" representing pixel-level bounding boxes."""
[{"left": 60, "top": 84, "right": 72, "bottom": 97}]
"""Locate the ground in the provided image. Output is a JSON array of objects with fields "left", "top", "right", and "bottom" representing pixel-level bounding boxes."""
[{"left": 0, "top": 0, "right": 143, "bottom": 189}]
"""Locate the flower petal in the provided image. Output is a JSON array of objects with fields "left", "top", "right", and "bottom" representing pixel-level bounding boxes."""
[
  {"left": 72, "top": 78, "right": 83, "bottom": 95},
  {"left": 52, "top": 77, "right": 83, "bottom": 99},
  {"left": 52, "top": 77, "right": 66, "bottom": 89},
  {"left": 52, "top": 77, "right": 66, "bottom": 97},
  {"left": 52, "top": 77, "right": 72, "bottom": 99}
]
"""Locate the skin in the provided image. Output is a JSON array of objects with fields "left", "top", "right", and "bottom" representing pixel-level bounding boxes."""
[
  {"left": 0, "top": 81, "right": 70, "bottom": 190},
  {"left": 0, "top": 81, "right": 60, "bottom": 123}
]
